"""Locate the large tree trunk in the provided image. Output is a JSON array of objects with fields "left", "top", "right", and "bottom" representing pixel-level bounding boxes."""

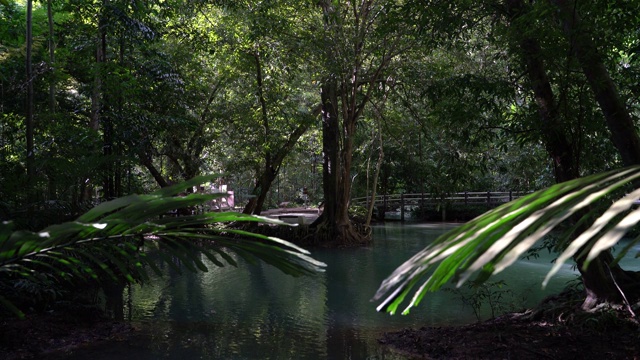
[
  {"left": 521, "top": 38, "right": 577, "bottom": 183},
  {"left": 550, "top": 0, "right": 640, "bottom": 309},
  {"left": 313, "top": 79, "right": 343, "bottom": 244},
  {"left": 506, "top": 0, "right": 577, "bottom": 184},
  {"left": 546, "top": 0, "right": 640, "bottom": 309},
  {"left": 551, "top": 0, "right": 640, "bottom": 166},
  {"left": 336, "top": 110, "right": 357, "bottom": 234},
  {"left": 313, "top": 0, "right": 393, "bottom": 245},
  {"left": 312, "top": 78, "right": 369, "bottom": 246},
  {"left": 320, "top": 79, "right": 340, "bottom": 225},
  {"left": 576, "top": 251, "right": 640, "bottom": 310},
  {"left": 318, "top": 79, "right": 339, "bottom": 225},
  {"left": 507, "top": 0, "right": 640, "bottom": 310}
]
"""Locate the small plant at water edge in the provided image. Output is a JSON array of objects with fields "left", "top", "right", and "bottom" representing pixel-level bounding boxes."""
[{"left": 445, "top": 280, "right": 516, "bottom": 322}]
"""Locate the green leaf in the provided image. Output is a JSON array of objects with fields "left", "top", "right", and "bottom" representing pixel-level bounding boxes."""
[
  {"left": 0, "top": 294, "right": 24, "bottom": 319},
  {"left": 0, "top": 221, "right": 13, "bottom": 242},
  {"left": 374, "top": 166, "right": 640, "bottom": 315},
  {"left": 0, "top": 175, "right": 325, "bottom": 317},
  {"left": 76, "top": 195, "right": 141, "bottom": 222}
]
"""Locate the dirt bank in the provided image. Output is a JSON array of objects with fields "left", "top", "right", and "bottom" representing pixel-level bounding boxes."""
[{"left": 380, "top": 310, "right": 640, "bottom": 359}]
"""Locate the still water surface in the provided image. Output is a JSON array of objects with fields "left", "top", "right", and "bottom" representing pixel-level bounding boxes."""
[{"left": 59, "top": 223, "right": 580, "bottom": 359}]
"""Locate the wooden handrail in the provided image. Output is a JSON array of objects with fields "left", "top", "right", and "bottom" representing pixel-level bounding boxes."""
[
  {"left": 351, "top": 191, "right": 529, "bottom": 207},
  {"left": 351, "top": 191, "right": 530, "bottom": 221}
]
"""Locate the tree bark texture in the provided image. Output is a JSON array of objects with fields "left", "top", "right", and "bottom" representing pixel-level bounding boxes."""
[
  {"left": 317, "top": 79, "right": 339, "bottom": 226},
  {"left": 547, "top": 0, "right": 640, "bottom": 308},
  {"left": 141, "top": 156, "right": 169, "bottom": 188},
  {"left": 506, "top": 0, "right": 578, "bottom": 183},
  {"left": 505, "top": 0, "right": 640, "bottom": 310},
  {"left": 312, "top": 0, "right": 388, "bottom": 245},
  {"left": 313, "top": 78, "right": 370, "bottom": 246},
  {"left": 551, "top": 0, "right": 640, "bottom": 166},
  {"left": 365, "top": 123, "right": 383, "bottom": 226}
]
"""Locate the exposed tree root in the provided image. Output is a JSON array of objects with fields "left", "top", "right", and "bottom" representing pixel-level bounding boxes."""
[
  {"left": 311, "top": 218, "right": 371, "bottom": 248},
  {"left": 232, "top": 222, "right": 317, "bottom": 246},
  {"left": 524, "top": 286, "right": 640, "bottom": 330},
  {"left": 381, "top": 287, "right": 640, "bottom": 360},
  {"left": 232, "top": 217, "right": 372, "bottom": 248}
]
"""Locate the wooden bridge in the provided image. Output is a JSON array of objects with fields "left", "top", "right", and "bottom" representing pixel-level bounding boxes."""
[{"left": 351, "top": 191, "right": 529, "bottom": 221}]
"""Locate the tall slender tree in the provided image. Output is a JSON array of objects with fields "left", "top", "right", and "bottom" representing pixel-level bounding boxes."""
[
  {"left": 242, "top": 50, "right": 316, "bottom": 215},
  {"left": 25, "top": 0, "right": 35, "bottom": 207},
  {"left": 546, "top": 0, "right": 640, "bottom": 308},
  {"left": 314, "top": 0, "right": 402, "bottom": 245},
  {"left": 505, "top": 0, "right": 577, "bottom": 184},
  {"left": 47, "top": 0, "right": 55, "bottom": 112},
  {"left": 550, "top": 0, "right": 640, "bottom": 166}
]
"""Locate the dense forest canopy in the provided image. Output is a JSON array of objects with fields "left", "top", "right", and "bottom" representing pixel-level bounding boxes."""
[
  {"left": 2, "top": 0, "right": 573, "bottom": 225},
  {"left": 2, "top": 0, "right": 640, "bottom": 317}
]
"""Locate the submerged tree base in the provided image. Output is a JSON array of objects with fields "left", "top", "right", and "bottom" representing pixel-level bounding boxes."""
[
  {"left": 234, "top": 222, "right": 316, "bottom": 246},
  {"left": 311, "top": 218, "right": 372, "bottom": 247},
  {"left": 237, "top": 218, "right": 372, "bottom": 248},
  {"left": 380, "top": 289, "right": 640, "bottom": 359}
]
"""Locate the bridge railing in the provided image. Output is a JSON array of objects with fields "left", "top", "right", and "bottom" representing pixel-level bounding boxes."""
[{"left": 351, "top": 191, "right": 529, "bottom": 221}]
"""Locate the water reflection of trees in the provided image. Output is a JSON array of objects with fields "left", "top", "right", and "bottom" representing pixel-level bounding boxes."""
[{"left": 129, "top": 256, "right": 331, "bottom": 358}]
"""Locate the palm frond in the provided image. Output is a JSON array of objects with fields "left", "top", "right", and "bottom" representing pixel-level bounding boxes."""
[
  {"left": 373, "top": 166, "right": 640, "bottom": 315},
  {"left": 0, "top": 175, "right": 325, "bottom": 317}
]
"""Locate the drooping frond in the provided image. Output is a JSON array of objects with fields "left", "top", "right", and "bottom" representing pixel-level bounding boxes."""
[
  {"left": 373, "top": 166, "right": 640, "bottom": 315},
  {"left": 0, "top": 175, "right": 325, "bottom": 317}
]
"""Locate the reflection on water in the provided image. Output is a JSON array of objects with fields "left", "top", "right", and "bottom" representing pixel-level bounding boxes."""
[{"left": 54, "top": 223, "right": 578, "bottom": 359}]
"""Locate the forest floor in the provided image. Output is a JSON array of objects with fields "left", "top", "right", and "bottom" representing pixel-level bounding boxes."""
[
  {"left": 0, "top": 307, "right": 134, "bottom": 360},
  {"left": 380, "top": 309, "right": 640, "bottom": 359}
]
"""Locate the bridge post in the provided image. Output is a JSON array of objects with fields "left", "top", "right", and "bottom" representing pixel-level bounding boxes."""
[
  {"left": 381, "top": 193, "right": 387, "bottom": 220},
  {"left": 465, "top": 191, "right": 468, "bottom": 205},
  {"left": 487, "top": 191, "right": 491, "bottom": 205},
  {"left": 400, "top": 193, "right": 405, "bottom": 222},
  {"left": 509, "top": 190, "right": 513, "bottom": 202}
]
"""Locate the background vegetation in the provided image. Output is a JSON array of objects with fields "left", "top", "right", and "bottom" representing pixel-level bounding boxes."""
[{"left": 2, "top": 0, "right": 640, "bottom": 324}]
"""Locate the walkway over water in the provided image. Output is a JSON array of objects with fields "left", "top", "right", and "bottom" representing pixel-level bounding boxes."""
[
  {"left": 261, "top": 207, "right": 321, "bottom": 225},
  {"left": 351, "top": 191, "right": 529, "bottom": 221}
]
